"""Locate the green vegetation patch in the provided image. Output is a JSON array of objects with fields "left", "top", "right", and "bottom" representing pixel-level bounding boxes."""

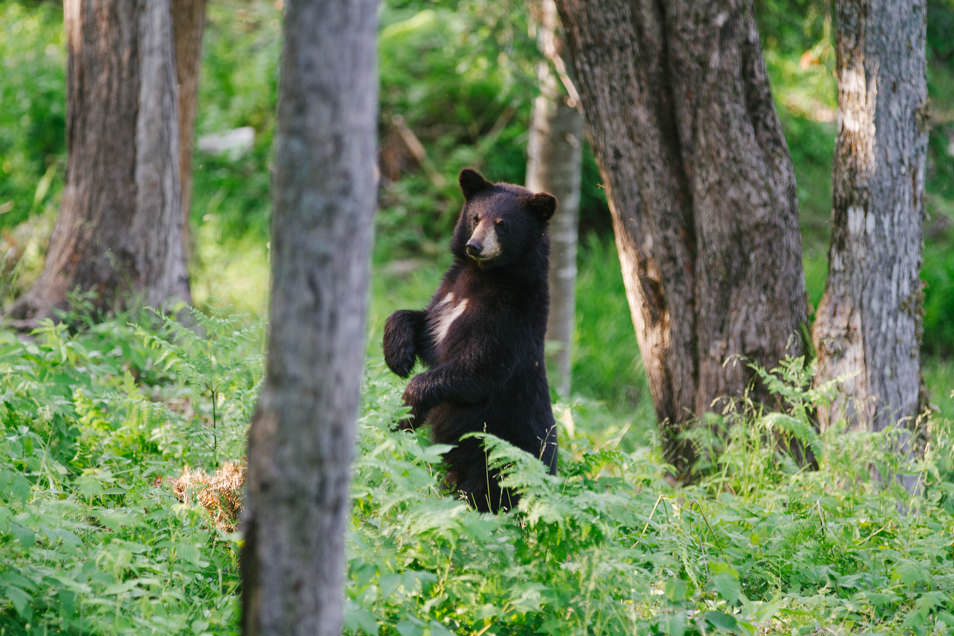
[{"left": 1, "top": 313, "right": 953, "bottom": 634}]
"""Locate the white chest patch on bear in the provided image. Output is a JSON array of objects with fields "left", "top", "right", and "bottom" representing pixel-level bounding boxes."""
[{"left": 431, "top": 292, "right": 468, "bottom": 346}]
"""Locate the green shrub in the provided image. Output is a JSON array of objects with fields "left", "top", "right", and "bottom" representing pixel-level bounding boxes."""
[
  {"left": 0, "top": 309, "right": 260, "bottom": 632},
  {"left": 0, "top": 304, "right": 952, "bottom": 634},
  {"left": 346, "top": 356, "right": 954, "bottom": 635},
  {"left": 0, "top": 2, "right": 65, "bottom": 231}
]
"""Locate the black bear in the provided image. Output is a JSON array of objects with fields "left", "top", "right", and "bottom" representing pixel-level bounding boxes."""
[{"left": 383, "top": 168, "right": 558, "bottom": 512}]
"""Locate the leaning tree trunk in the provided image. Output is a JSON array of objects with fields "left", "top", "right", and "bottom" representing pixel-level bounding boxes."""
[
  {"left": 241, "top": 2, "right": 379, "bottom": 635},
  {"left": 812, "top": 1, "right": 928, "bottom": 437},
  {"left": 171, "top": 0, "right": 208, "bottom": 262},
  {"left": 527, "top": 0, "right": 584, "bottom": 398},
  {"left": 8, "top": 0, "right": 190, "bottom": 321},
  {"left": 555, "top": 0, "right": 807, "bottom": 477}
]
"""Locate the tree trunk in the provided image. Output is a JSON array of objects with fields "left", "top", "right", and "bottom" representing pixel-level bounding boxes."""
[
  {"left": 171, "top": 0, "right": 207, "bottom": 262},
  {"left": 812, "top": 1, "right": 928, "bottom": 437},
  {"left": 555, "top": 0, "right": 807, "bottom": 476},
  {"left": 527, "top": 0, "right": 584, "bottom": 398},
  {"left": 9, "top": 0, "right": 190, "bottom": 321},
  {"left": 241, "top": 2, "right": 378, "bottom": 635}
]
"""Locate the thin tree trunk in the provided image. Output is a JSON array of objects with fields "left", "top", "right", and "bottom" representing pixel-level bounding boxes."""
[
  {"left": 171, "top": 0, "right": 207, "bottom": 262},
  {"left": 527, "top": 0, "right": 584, "bottom": 398},
  {"left": 9, "top": 0, "right": 190, "bottom": 321},
  {"left": 241, "top": 2, "right": 379, "bottom": 635},
  {"left": 812, "top": 1, "right": 928, "bottom": 440},
  {"left": 555, "top": 0, "right": 807, "bottom": 477}
]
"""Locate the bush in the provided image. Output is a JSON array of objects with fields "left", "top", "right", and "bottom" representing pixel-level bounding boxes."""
[{"left": 0, "top": 309, "right": 259, "bottom": 632}]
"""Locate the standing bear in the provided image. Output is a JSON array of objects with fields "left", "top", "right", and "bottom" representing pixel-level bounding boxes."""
[{"left": 383, "top": 168, "right": 558, "bottom": 512}]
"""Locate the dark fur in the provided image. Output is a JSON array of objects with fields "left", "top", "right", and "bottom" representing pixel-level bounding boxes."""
[{"left": 383, "top": 169, "right": 558, "bottom": 512}]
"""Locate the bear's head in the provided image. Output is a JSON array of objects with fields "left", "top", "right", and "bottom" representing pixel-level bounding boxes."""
[{"left": 450, "top": 169, "right": 557, "bottom": 272}]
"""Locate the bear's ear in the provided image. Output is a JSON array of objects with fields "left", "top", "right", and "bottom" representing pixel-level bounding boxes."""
[
  {"left": 527, "top": 192, "right": 557, "bottom": 222},
  {"left": 459, "top": 169, "right": 492, "bottom": 199}
]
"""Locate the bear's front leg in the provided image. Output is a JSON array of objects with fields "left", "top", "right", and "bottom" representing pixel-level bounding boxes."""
[
  {"left": 398, "top": 371, "right": 435, "bottom": 429},
  {"left": 400, "top": 363, "right": 497, "bottom": 428},
  {"left": 383, "top": 310, "right": 426, "bottom": 378}
]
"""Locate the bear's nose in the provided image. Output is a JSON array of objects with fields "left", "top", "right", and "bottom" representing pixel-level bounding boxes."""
[{"left": 465, "top": 240, "right": 482, "bottom": 258}]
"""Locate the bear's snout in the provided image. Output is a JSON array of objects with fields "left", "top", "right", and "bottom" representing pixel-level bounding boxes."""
[{"left": 465, "top": 239, "right": 483, "bottom": 259}]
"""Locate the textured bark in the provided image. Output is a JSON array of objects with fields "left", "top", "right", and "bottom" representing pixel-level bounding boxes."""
[
  {"left": 527, "top": 0, "right": 584, "bottom": 398},
  {"left": 9, "top": 0, "right": 190, "bottom": 321},
  {"left": 555, "top": 0, "right": 807, "bottom": 475},
  {"left": 812, "top": 0, "right": 928, "bottom": 436},
  {"left": 241, "top": 2, "right": 378, "bottom": 635},
  {"left": 171, "top": 0, "right": 207, "bottom": 260}
]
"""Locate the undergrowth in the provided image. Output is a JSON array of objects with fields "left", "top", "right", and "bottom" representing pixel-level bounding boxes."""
[
  {"left": 349, "top": 358, "right": 954, "bottom": 636},
  {"left": 2, "top": 311, "right": 954, "bottom": 634},
  {"left": 0, "top": 309, "right": 259, "bottom": 634},
  {"left": 2, "top": 304, "right": 954, "bottom": 635}
]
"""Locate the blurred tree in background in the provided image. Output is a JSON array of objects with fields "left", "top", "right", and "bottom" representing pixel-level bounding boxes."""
[
  {"left": 172, "top": 0, "right": 209, "bottom": 262},
  {"left": 812, "top": 0, "right": 929, "bottom": 482},
  {"left": 526, "top": 0, "right": 584, "bottom": 398},
  {"left": 7, "top": 0, "right": 191, "bottom": 322}
]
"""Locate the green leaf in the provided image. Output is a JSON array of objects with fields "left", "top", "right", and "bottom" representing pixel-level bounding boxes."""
[
  {"left": 0, "top": 504, "right": 11, "bottom": 532},
  {"left": 702, "top": 610, "right": 739, "bottom": 632},
  {"left": 710, "top": 572, "right": 741, "bottom": 606},
  {"left": 175, "top": 541, "right": 203, "bottom": 566},
  {"left": 395, "top": 619, "right": 424, "bottom": 636},
  {"left": 343, "top": 599, "right": 379, "bottom": 635},
  {"left": 893, "top": 561, "right": 929, "bottom": 586},
  {"left": 659, "top": 611, "right": 687, "bottom": 636},
  {"left": 58, "top": 588, "right": 76, "bottom": 618},
  {"left": 96, "top": 508, "right": 137, "bottom": 531},
  {"left": 378, "top": 572, "right": 402, "bottom": 600},
  {"left": 10, "top": 521, "right": 35, "bottom": 548},
  {"left": 44, "top": 527, "right": 82, "bottom": 552},
  {"left": 751, "top": 598, "right": 784, "bottom": 622},
  {"left": 75, "top": 469, "right": 109, "bottom": 498},
  {"left": 863, "top": 590, "right": 899, "bottom": 608},
  {"left": 427, "top": 621, "right": 455, "bottom": 636},
  {"left": 664, "top": 578, "right": 688, "bottom": 603},
  {"left": 508, "top": 581, "right": 546, "bottom": 613},
  {"left": 0, "top": 469, "right": 31, "bottom": 503},
  {"left": 3, "top": 584, "right": 32, "bottom": 619}
]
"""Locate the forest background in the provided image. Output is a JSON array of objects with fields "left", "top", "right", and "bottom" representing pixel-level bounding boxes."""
[{"left": 2, "top": 0, "right": 954, "bottom": 633}]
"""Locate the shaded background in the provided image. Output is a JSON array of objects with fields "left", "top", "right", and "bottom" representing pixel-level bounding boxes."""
[{"left": 1, "top": 0, "right": 953, "bottom": 417}]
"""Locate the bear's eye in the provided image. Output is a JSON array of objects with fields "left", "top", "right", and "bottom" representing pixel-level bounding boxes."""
[
  {"left": 472, "top": 214, "right": 479, "bottom": 225},
  {"left": 495, "top": 218, "right": 507, "bottom": 232}
]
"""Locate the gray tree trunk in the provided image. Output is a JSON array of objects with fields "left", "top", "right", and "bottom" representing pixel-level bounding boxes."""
[
  {"left": 9, "top": 0, "right": 190, "bottom": 321},
  {"left": 555, "top": 0, "right": 808, "bottom": 477},
  {"left": 527, "top": 0, "right": 584, "bottom": 398},
  {"left": 171, "top": 0, "right": 207, "bottom": 262},
  {"left": 812, "top": 1, "right": 928, "bottom": 438},
  {"left": 241, "top": 2, "right": 379, "bottom": 635}
]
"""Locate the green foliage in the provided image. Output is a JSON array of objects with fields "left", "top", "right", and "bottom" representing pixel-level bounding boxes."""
[
  {"left": 374, "top": 4, "right": 531, "bottom": 254},
  {"left": 0, "top": 309, "right": 261, "bottom": 632},
  {"left": 190, "top": 2, "right": 280, "bottom": 242},
  {"left": 2, "top": 311, "right": 953, "bottom": 634},
  {"left": 0, "top": 2, "right": 65, "bottom": 230},
  {"left": 375, "top": 3, "right": 611, "bottom": 257},
  {"left": 571, "top": 235, "right": 653, "bottom": 415},
  {"left": 131, "top": 308, "right": 264, "bottom": 468},
  {"left": 346, "top": 358, "right": 954, "bottom": 635}
]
